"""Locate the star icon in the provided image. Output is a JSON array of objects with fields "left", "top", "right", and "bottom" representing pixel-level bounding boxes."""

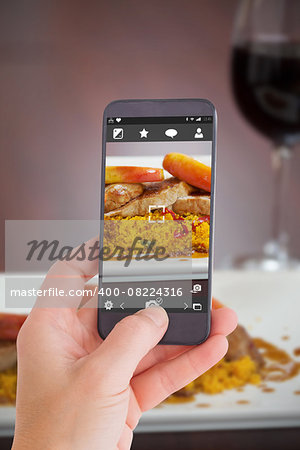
[{"left": 139, "top": 128, "right": 149, "bottom": 138}]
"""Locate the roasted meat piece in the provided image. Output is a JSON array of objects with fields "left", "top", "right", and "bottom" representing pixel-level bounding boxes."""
[
  {"left": 104, "top": 183, "right": 144, "bottom": 213},
  {"left": 226, "top": 325, "right": 264, "bottom": 369},
  {"left": 173, "top": 193, "right": 210, "bottom": 215},
  {"left": 105, "top": 177, "right": 194, "bottom": 218},
  {"left": 0, "top": 341, "right": 17, "bottom": 371}
]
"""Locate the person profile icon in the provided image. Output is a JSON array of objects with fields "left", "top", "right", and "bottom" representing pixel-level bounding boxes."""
[{"left": 194, "top": 127, "right": 204, "bottom": 139}]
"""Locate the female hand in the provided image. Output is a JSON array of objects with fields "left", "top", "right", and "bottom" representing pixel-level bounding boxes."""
[{"left": 12, "top": 239, "right": 237, "bottom": 450}]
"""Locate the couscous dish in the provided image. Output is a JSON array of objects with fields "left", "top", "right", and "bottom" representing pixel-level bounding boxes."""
[{"left": 104, "top": 209, "right": 210, "bottom": 256}]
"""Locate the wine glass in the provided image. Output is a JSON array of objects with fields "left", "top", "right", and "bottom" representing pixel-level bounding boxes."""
[{"left": 231, "top": 0, "right": 300, "bottom": 270}]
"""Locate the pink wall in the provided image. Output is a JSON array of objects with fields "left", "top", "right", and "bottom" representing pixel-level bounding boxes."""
[{"left": 1, "top": 0, "right": 299, "bottom": 270}]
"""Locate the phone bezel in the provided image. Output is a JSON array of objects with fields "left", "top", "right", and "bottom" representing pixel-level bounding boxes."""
[{"left": 98, "top": 99, "right": 217, "bottom": 345}]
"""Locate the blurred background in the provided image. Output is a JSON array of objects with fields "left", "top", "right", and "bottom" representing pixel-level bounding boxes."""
[
  {"left": 1, "top": 0, "right": 299, "bottom": 271},
  {"left": 1, "top": 1, "right": 300, "bottom": 449}
]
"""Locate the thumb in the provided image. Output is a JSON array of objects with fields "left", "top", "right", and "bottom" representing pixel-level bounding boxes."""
[{"left": 89, "top": 307, "right": 168, "bottom": 391}]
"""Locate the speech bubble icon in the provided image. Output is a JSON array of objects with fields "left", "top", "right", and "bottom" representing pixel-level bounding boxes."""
[{"left": 165, "top": 128, "right": 178, "bottom": 139}]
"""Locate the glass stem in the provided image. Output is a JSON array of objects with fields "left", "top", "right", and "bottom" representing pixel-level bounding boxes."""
[{"left": 265, "top": 145, "right": 292, "bottom": 262}]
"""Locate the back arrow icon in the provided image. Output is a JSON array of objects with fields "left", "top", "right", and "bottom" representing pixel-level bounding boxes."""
[
  {"left": 120, "top": 302, "right": 125, "bottom": 309},
  {"left": 184, "top": 303, "right": 188, "bottom": 310}
]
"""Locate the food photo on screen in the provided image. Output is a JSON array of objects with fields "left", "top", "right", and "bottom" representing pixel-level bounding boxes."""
[{"left": 1, "top": 1, "right": 300, "bottom": 450}]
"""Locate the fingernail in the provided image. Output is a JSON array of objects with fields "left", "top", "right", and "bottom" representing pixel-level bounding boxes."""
[{"left": 137, "top": 306, "right": 168, "bottom": 327}]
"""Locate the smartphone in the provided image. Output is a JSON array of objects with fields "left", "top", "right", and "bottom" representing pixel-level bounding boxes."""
[{"left": 98, "top": 99, "right": 216, "bottom": 345}]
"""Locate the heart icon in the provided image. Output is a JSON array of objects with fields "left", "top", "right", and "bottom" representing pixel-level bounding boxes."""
[{"left": 116, "top": 118, "right": 121, "bottom": 123}]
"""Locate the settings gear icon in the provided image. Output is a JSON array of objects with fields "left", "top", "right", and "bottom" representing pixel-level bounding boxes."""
[{"left": 104, "top": 300, "right": 114, "bottom": 310}]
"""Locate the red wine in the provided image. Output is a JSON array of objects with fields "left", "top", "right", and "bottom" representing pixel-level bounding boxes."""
[{"left": 231, "top": 42, "right": 300, "bottom": 145}]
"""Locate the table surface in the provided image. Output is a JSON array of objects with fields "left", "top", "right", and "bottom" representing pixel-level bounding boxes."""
[
  {"left": 132, "top": 428, "right": 300, "bottom": 450},
  {"left": 2, "top": 428, "right": 300, "bottom": 450}
]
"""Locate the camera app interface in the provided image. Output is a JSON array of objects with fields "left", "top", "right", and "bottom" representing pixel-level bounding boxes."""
[{"left": 100, "top": 115, "right": 214, "bottom": 313}]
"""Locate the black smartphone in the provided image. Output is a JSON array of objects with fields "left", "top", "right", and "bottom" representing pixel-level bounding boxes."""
[{"left": 98, "top": 99, "right": 217, "bottom": 345}]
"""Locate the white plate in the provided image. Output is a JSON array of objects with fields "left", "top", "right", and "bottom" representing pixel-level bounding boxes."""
[
  {"left": 1, "top": 271, "right": 299, "bottom": 435},
  {"left": 138, "top": 270, "right": 300, "bottom": 432}
]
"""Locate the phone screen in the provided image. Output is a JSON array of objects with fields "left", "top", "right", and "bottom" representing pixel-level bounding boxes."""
[{"left": 99, "top": 114, "right": 214, "bottom": 315}]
